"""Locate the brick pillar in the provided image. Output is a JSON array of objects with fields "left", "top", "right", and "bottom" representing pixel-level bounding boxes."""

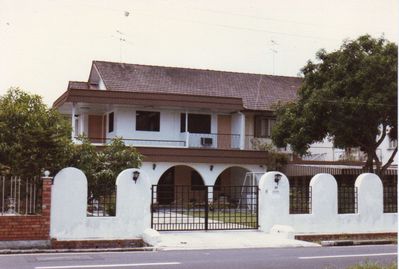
[{"left": 41, "top": 175, "right": 53, "bottom": 240}]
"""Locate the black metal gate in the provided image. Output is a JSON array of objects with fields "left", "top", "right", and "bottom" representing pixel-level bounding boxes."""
[{"left": 151, "top": 185, "right": 258, "bottom": 231}]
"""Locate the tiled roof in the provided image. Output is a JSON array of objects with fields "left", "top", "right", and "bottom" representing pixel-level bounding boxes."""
[
  {"left": 92, "top": 61, "right": 302, "bottom": 111},
  {"left": 68, "top": 81, "right": 89, "bottom": 90}
]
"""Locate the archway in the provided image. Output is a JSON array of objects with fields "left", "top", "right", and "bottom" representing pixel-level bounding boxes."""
[
  {"left": 157, "top": 165, "right": 205, "bottom": 205},
  {"left": 213, "top": 166, "right": 251, "bottom": 206}
]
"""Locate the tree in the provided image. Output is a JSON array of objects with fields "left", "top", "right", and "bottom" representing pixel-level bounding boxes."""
[
  {"left": 272, "top": 35, "right": 397, "bottom": 176},
  {"left": 71, "top": 136, "right": 142, "bottom": 198},
  {"left": 0, "top": 88, "right": 73, "bottom": 176}
]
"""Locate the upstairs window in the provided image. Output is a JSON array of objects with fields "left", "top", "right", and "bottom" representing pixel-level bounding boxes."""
[
  {"left": 254, "top": 116, "right": 275, "bottom": 138},
  {"left": 108, "top": 112, "right": 114, "bottom": 133},
  {"left": 180, "top": 113, "right": 211, "bottom": 134},
  {"left": 136, "top": 111, "right": 160, "bottom": 132}
]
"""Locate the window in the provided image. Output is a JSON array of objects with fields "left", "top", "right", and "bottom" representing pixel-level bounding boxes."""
[
  {"left": 191, "top": 170, "right": 205, "bottom": 191},
  {"left": 254, "top": 116, "right": 275, "bottom": 138},
  {"left": 136, "top": 111, "right": 160, "bottom": 131},
  {"left": 108, "top": 112, "right": 114, "bottom": 133},
  {"left": 180, "top": 113, "right": 211, "bottom": 134}
]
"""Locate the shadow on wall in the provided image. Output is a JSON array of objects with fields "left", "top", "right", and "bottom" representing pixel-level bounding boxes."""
[
  {"left": 258, "top": 172, "right": 397, "bottom": 235},
  {"left": 50, "top": 167, "right": 151, "bottom": 240}
]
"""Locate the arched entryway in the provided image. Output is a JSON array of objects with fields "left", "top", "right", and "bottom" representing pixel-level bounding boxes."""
[
  {"left": 157, "top": 165, "right": 205, "bottom": 205},
  {"left": 213, "top": 166, "right": 251, "bottom": 201}
]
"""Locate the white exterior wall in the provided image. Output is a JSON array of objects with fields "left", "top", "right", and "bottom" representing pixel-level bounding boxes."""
[
  {"left": 104, "top": 107, "right": 227, "bottom": 148},
  {"left": 50, "top": 167, "right": 151, "bottom": 240},
  {"left": 259, "top": 172, "right": 397, "bottom": 235},
  {"left": 113, "top": 107, "right": 185, "bottom": 147}
]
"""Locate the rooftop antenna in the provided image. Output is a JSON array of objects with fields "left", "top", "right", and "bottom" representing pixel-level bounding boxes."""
[
  {"left": 115, "top": 30, "right": 126, "bottom": 62},
  {"left": 113, "top": 11, "right": 130, "bottom": 63},
  {"left": 270, "top": 39, "right": 278, "bottom": 75}
]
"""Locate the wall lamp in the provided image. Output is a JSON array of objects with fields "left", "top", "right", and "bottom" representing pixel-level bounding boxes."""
[
  {"left": 132, "top": 171, "right": 140, "bottom": 184},
  {"left": 152, "top": 163, "right": 156, "bottom": 170},
  {"left": 274, "top": 173, "right": 282, "bottom": 186},
  {"left": 210, "top": 165, "right": 214, "bottom": 171}
]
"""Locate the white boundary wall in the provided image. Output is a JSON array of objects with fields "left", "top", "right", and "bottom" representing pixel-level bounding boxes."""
[
  {"left": 50, "top": 167, "right": 151, "bottom": 240},
  {"left": 259, "top": 172, "right": 398, "bottom": 234}
]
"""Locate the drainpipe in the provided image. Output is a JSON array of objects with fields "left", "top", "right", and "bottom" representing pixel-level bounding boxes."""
[{"left": 239, "top": 112, "right": 245, "bottom": 150}]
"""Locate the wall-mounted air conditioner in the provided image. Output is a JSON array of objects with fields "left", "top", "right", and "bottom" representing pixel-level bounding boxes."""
[{"left": 201, "top": 137, "right": 213, "bottom": 146}]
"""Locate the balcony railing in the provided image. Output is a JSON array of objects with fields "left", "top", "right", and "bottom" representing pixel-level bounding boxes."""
[
  {"left": 245, "top": 135, "right": 382, "bottom": 162},
  {"left": 82, "top": 137, "right": 187, "bottom": 147},
  {"left": 79, "top": 133, "right": 241, "bottom": 150},
  {"left": 187, "top": 133, "right": 240, "bottom": 149}
]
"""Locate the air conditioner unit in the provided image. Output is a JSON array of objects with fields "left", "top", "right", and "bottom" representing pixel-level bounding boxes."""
[{"left": 201, "top": 137, "right": 213, "bottom": 146}]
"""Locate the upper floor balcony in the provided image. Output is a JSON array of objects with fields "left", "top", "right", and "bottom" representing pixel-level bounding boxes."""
[{"left": 65, "top": 103, "right": 383, "bottom": 163}]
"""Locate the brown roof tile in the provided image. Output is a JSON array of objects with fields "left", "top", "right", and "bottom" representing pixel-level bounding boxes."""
[
  {"left": 92, "top": 61, "right": 301, "bottom": 111},
  {"left": 68, "top": 81, "right": 89, "bottom": 90}
]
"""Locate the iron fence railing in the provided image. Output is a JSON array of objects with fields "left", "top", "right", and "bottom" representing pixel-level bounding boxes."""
[
  {"left": 338, "top": 185, "right": 358, "bottom": 214},
  {"left": 0, "top": 176, "right": 42, "bottom": 215},
  {"left": 383, "top": 175, "right": 397, "bottom": 213},
  {"left": 289, "top": 177, "right": 312, "bottom": 214},
  {"left": 87, "top": 186, "right": 117, "bottom": 217}
]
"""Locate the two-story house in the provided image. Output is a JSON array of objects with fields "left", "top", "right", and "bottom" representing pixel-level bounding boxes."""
[{"left": 53, "top": 60, "right": 397, "bottom": 210}]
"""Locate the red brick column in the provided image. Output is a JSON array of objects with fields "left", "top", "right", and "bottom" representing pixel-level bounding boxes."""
[
  {"left": 40, "top": 176, "right": 52, "bottom": 239},
  {"left": 0, "top": 175, "right": 53, "bottom": 241}
]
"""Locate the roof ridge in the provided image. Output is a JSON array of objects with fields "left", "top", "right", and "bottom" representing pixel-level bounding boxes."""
[{"left": 92, "top": 60, "right": 302, "bottom": 80}]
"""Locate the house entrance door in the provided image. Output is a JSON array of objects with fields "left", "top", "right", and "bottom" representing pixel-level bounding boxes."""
[{"left": 151, "top": 184, "right": 258, "bottom": 231}]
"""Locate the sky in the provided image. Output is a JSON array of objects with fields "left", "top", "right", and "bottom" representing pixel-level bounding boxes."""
[{"left": 0, "top": 0, "right": 397, "bottom": 105}]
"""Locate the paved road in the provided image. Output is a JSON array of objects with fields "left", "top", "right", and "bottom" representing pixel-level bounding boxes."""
[{"left": 0, "top": 245, "right": 396, "bottom": 269}]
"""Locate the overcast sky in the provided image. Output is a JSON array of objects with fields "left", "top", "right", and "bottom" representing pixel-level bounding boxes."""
[{"left": 0, "top": 0, "right": 397, "bottom": 105}]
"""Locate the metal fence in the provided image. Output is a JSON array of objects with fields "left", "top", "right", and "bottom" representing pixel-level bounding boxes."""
[
  {"left": 338, "top": 186, "right": 358, "bottom": 214},
  {"left": 0, "top": 176, "right": 42, "bottom": 215},
  {"left": 289, "top": 177, "right": 312, "bottom": 214},
  {"left": 151, "top": 185, "right": 258, "bottom": 231},
  {"left": 87, "top": 186, "right": 117, "bottom": 217},
  {"left": 382, "top": 175, "right": 397, "bottom": 213}
]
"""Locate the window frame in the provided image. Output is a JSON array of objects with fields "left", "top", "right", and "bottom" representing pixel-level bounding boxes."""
[{"left": 254, "top": 116, "right": 275, "bottom": 138}]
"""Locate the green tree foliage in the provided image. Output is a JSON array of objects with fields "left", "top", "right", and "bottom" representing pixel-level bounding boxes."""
[
  {"left": 0, "top": 88, "right": 73, "bottom": 176},
  {"left": 71, "top": 136, "right": 142, "bottom": 198},
  {"left": 272, "top": 35, "right": 397, "bottom": 175}
]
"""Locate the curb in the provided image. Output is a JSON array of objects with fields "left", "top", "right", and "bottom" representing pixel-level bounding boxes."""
[
  {"left": 0, "top": 247, "right": 156, "bottom": 255},
  {"left": 321, "top": 239, "right": 397, "bottom": 247}
]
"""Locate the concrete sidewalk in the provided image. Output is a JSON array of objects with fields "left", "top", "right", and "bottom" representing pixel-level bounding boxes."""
[{"left": 155, "top": 230, "right": 320, "bottom": 250}]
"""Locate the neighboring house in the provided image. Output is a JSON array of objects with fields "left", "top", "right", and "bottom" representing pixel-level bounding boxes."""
[{"left": 53, "top": 60, "right": 396, "bottom": 208}]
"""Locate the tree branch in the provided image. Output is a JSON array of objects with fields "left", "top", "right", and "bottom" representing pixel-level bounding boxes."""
[{"left": 376, "top": 123, "right": 388, "bottom": 148}]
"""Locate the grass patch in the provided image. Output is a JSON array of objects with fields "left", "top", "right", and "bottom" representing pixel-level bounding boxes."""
[
  {"left": 185, "top": 210, "right": 257, "bottom": 228},
  {"left": 346, "top": 261, "right": 397, "bottom": 269}
]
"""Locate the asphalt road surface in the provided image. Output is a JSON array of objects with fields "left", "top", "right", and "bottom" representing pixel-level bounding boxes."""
[{"left": 0, "top": 245, "right": 396, "bottom": 269}]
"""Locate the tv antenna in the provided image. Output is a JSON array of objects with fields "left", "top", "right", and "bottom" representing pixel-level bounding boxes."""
[
  {"left": 111, "top": 11, "right": 130, "bottom": 63},
  {"left": 270, "top": 39, "right": 278, "bottom": 75}
]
